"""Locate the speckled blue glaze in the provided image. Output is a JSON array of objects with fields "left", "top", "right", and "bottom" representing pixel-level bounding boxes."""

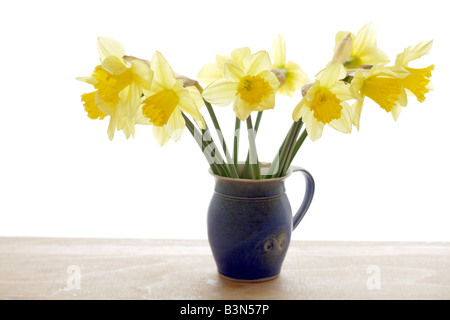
[{"left": 207, "top": 165, "right": 315, "bottom": 282}]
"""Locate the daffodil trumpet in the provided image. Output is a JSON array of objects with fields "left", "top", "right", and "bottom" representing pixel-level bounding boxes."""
[{"left": 78, "top": 27, "right": 433, "bottom": 180}]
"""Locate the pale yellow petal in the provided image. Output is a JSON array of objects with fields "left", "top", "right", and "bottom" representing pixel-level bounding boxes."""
[
  {"left": 271, "top": 34, "right": 286, "bottom": 67},
  {"left": 351, "top": 100, "right": 364, "bottom": 130},
  {"left": 278, "top": 61, "right": 309, "bottom": 97},
  {"left": 316, "top": 63, "right": 346, "bottom": 89},
  {"left": 178, "top": 96, "right": 205, "bottom": 129},
  {"left": 117, "top": 82, "right": 142, "bottom": 121},
  {"left": 186, "top": 86, "right": 205, "bottom": 110},
  {"left": 131, "top": 59, "right": 153, "bottom": 90},
  {"left": 152, "top": 125, "right": 170, "bottom": 146},
  {"left": 358, "top": 47, "right": 389, "bottom": 66},
  {"left": 116, "top": 116, "right": 135, "bottom": 139},
  {"left": 198, "top": 62, "right": 224, "bottom": 86},
  {"left": 259, "top": 70, "right": 280, "bottom": 90},
  {"left": 352, "top": 22, "right": 377, "bottom": 56},
  {"left": 257, "top": 92, "right": 275, "bottom": 110},
  {"left": 230, "top": 47, "right": 251, "bottom": 67},
  {"left": 350, "top": 70, "right": 366, "bottom": 95},
  {"left": 391, "top": 103, "right": 402, "bottom": 121},
  {"left": 101, "top": 56, "right": 127, "bottom": 75},
  {"left": 244, "top": 51, "right": 272, "bottom": 76},
  {"left": 328, "top": 102, "right": 352, "bottom": 133},
  {"left": 395, "top": 40, "right": 433, "bottom": 66},
  {"left": 107, "top": 116, "right": 116, "bottom": 141},
  {"left": 292, "top": 99, "right": 308, "bottom": 122},
  {"left": 233, "top": 95, "right": 253, "bottom": 121},
  {"left": 76, "top": 76, "right": 97, "bottom": 85},
  {"left": 304, "top": 111, "right": 324, "bottom": 141},
  {"left": 202, "top": 78, "right": 238, "bottom": 106},
  {"left": 224, "top": 61, "right": 245, "bottom": 82},
  {"left": 165, "top": 108, "right": 185, "bottom": 141},
  {"left": 151, "top": 51, "right": 176, "bottom": 89},
  {"left": 399, "top": 87, "right": 408, "bottom": 107},
  {"left": 97, "top": 37, "right": 126, "bottom": 62},
  {"left": 216, "top": 54, "right": 230, "bottom": 65},
  {"left": 330, "top": 81, "right": 357, "bottom": 101}
]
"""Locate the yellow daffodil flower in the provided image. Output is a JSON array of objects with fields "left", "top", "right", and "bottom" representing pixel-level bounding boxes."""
[
  {"left": 292, "top": 64, "right": 357, "bottom": 141},
  {"left": 77, "top": 37, "right": 154, "bottom": 140},
  {"left": 201, "top": 51, "right": 280, "bottom": 121},
  {"left": 142, "top": 51, "right": 205, "bottom": 146},
  {"left": 394, "top": 40, "right": 434, "bottom": 103},
  {"left": 350, "top": 65, "right": 410, "bottom": 129},
  {"left": 332, "top": 23, "right": 389, "bottom": 69},
  {"left": 197, "top": 47, "right": 252, "bottom": 87},
  {"left": 270, "top": 35, "right": 309, "bottom": 97}
]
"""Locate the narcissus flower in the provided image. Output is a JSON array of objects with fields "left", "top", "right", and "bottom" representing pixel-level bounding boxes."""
[
  {"left": 271, "top": 35, "right": 309, "bottom": 97},
  {"left": 332, "top": 23, "right": 389, "bottom": 69},
  {"left": 394, "top": 40, "right": 434, "bottom": 103},
  {"left": 77, "top": 37, "right": 154, "bottom": 140},
  {"left": 142, "top": 51, "right": 205, "bottom": 146},
  {"left": 202, "top": 51, "right": 279, "bottom": 121},
  {"left": 292, "top": 64, "right": 357, "bottom": 141},
  {"left": 350, "top": 65, "right": 409, "bottom": 129},
  {"left": 197, "top": 47, "right": 252, "bottom": 87}
]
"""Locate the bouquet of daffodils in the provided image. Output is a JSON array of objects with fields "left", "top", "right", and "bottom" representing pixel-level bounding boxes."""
[{"left": 77, "top": 23, "right": 434, "bottom": 180}]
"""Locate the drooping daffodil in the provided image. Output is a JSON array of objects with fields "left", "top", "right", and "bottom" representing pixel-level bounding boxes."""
[
  {"left": 77, "top": 37, "right": 154, "bottom": 140},
  {"left": 331, "top": 23, "right": 389, "bottom": 69},
  {"left": 292, "top": 63, "right": 358, "bottom": 141},
  {"left": 142, "top": 51, "right": 205, "bottom": 146},
  {"left": 394, "top": 40, "right": 434, "bottom": 103},
  {"left": 270, "top": 35, "right": 309, "bottom": 97},
  {"left": 350, "top": 40, "right": 434, "bottom": 129},
  {"left": 350, "top": 65, "right": 410, "bottom": 129},
  {"left": 202, "top": 51, "right": 280, "bottom": 121}
]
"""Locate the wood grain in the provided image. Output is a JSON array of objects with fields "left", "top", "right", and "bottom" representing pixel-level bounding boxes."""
[{"left": 0, "top": 237, "right": 449, "bottom": 300}]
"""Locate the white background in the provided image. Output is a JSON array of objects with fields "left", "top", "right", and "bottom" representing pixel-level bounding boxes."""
[{"left": 0, "top": 0, "right": 448, "bottom": 241}]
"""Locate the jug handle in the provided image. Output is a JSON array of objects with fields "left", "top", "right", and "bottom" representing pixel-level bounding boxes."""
[{"left": 290, "top": 166, "right": 315, "bottom": 230}]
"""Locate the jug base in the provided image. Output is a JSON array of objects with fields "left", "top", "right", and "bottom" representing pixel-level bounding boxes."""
[{"left": 218, "top": 273, "right": 280, "bottom": 283}]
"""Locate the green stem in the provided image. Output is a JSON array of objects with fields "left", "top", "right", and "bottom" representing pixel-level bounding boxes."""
[
  {"left": 279, "top": 121, "right": 303, "bottom": 177},
  {"left": 201, "top": 116, "right": 231, "bottom": 177},
  {"left": 181, "top": 112, "right": 225, "bottom": 176},
  {"left": 203, "top": 99, "right": 239, "bottom": 179},
  {"left": 265, "top": 120, "right": 303, "bottom": 179},
  {"left": 246, "top": 116, "right": 260, "bottom": 180},
  {"left": 264, "top": 122, "right": 295, "bottom": 179},
  {"left": 288, "top": 129, "right": 308, "bottom": 165},
  {"left": 242, "top": 111, "right": 263, "bottom": 179},
  {"left": 233, "top": 117, "right": 240, "bottom": 170}
]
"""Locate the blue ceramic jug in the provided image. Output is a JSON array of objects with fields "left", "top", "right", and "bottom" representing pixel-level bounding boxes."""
[{"left": 207, "top": 164, "right": 315, "bottom": 282}]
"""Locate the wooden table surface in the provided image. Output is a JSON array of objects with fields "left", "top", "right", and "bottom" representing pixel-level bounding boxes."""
[{"left": 0, "top": 237, "right": 449, "bottom": 300}]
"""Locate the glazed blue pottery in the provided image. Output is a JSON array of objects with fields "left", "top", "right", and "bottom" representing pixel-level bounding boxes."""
[{"left": 207, "top": 163, "right": 315, "bottom": 282}]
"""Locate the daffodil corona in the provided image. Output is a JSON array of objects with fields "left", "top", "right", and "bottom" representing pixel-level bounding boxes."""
[
  {"left": 202, "top": 51, "right": 279, "bottom": 121},
  {"left": 292, "top": 64, "right": 357, "bottom": 141}
]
